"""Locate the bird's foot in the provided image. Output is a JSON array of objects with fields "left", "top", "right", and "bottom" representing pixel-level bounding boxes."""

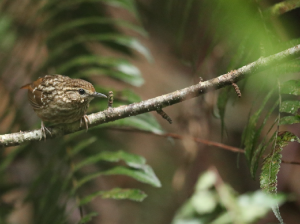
[
  {"left": 80, "top": 115, "right": 90, "bottom": 132},
  {"left": 40, "top": 121, "right": 51, "bottom": 140}
]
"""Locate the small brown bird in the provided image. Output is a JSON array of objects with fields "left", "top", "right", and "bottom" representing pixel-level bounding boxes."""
[{"left": 21, "top": 74, "right": 107, "bottom": 139}]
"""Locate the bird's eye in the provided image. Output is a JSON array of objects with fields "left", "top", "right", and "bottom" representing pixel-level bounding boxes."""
[{"left": 78, "top": 89, "right": 85, "bottom": 95}]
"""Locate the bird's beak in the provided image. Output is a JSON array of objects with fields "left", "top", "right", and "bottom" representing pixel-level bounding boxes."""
[{"left": 92, "top": 92, "right": 107, "bottom": 98}]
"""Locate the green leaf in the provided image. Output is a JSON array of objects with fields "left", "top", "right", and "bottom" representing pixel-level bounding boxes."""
[
  {"left": 106, "top": 166, "right": 156, "bottom": 185},
  {"left": 191, "top": 190, "right": 217, "bottom": 214},
  {"left": 216, "top": 184, "right": 243, "bottom": 224},
  {"left": 100, "top": 0, "right": 139, "bottom": 18},
  {"left": 249, "top": 100, "right": 279, "bottom": 178},
  {"left": 47, "top": 17, "right": 147, "bottom": 42},
  {"left": 74, "top": 150, "right": 147, "bottom": 171},
  {"left": 176, "top": 0, "right": 194, "bottom": 46},
  {"left": 238, "top": 191, "right": 286, "bottom": 223},
  {"left": 261, "top": 131, "right": 300, "bottom": 193},
  {"left": 274, "top": 61, "right": 300, "bottom": 75},
  {"left": 57, "top": 56, "right": 144, "bottom": 86},
  {"left": 194, "top": 170, "right": 217, "bottom": 191},
  {"left": 47, "top": 34, "right": 151, "bottom": 65},
  {"left": 217, "top": 86, "right": 231, "bottom": 139},
  {"left": 80, "top": 188, "right": 147, "bottom": 205},
  {"left": 128, "top": 38, "right": 152, "bottom": 62},
  {"left": 71, "top": 150, "right": 161, "bottom": 194},
  {"left": 57, "top": 56, "right": 132, "bottom": 74},
  {"left": 99, "top": 114, "right": 164, "bottom": 134},
  {"left": 271, "top": 205, "right": 285, "bottom": 224},
  {"left": 41, "top": 0, "right": 140, "bottom": 23},
  {"left": 250, "top": 131, "right": 276, "bottom": 179},
  {"left": 280, "top": 115, "right": 300, "bottom": 125},
  {"left": 211, "top": 191, "right": 287, "bottom": 224},
  {"left": 243, "top": 90, "right": 275, "bottom": 165},
  {"left": 279, "top": 100, "right": 300, "bottom": 125},
  {"left": 80, "top": 67, "right": 144, "bottom": 87},
  {"left": 280, "top": 100, "right": 300, "bottom": 114},
  {"left": 75, "top": 165, "right": 161, "bottom": 192},
  {"left": 280, "top": 80, "right": 300, "bottom": 95},
  {"left": 78, "top": 212, "right": 98, "bottom": 224}
]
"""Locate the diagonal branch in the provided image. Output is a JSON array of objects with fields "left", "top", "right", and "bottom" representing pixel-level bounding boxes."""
[
  {"left": 1, "top": 44, "right": 300, "bottom": 147},
  {"left": 110, "top": 128, "right": 300, "bottom": 166},
  {"left": 109, "top": 127, "right": 244, "bottom": 153},
  {"left": 265, "top": 0, "right": 300, "bottom": 17}
]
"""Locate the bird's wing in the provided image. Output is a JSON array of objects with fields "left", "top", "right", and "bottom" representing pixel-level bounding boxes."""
[{"left": 21, "top": 78, "right": 44, "bottom": 110}]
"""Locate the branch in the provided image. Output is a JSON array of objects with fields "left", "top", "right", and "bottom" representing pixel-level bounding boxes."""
[
  {"left": 1, "top": 44, "right": 300, "bottom": 147},
  {"left": 109, "top": 128, "right": 244, "bottom": 153},
  {"left": 281, "top": 159, "right": 300, "bottom": 166},
  {"left": 109, "top": 128, "right": 300, "bottom": 166},
  {"left": 266, "top": 0, "right": 300, "bottom": 17}
]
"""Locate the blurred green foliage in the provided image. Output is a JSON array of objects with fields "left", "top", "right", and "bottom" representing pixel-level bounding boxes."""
[{"left": 172, "top": 170, "right": 287, "bottom": 224}]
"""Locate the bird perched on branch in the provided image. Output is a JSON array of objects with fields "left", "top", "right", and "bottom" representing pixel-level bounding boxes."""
[{"left": 21, "top": 74, "right": 107, "bottom": 139}]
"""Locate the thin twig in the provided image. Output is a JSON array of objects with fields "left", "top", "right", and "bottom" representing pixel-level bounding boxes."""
[
  {"left": 108, "top": 128, "right": 244, "bottom": 153},
  {"left": 109, "top": 128, "right": 300, "bottom": 166},
  {"left": 1, "top": 44, "right": 300, "bottom": 147},
  {"left": 281, "top": 160, "right": 300, "bottom": 166}
]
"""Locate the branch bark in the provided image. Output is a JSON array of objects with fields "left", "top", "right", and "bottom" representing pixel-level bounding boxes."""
[
  {"left": 1, "top": 44, "right": 300, "bottom": 147},
  {"left": 266, "top": 0, "right": 300, "bottom": 17}
]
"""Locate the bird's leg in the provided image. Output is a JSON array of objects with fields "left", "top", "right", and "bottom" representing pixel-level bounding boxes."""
[
  {"left": 80, "top": 115, "right": 89, "bottom": 132},
  {"left": 40, "top": 121, "right": 51, "bottom": 140}
]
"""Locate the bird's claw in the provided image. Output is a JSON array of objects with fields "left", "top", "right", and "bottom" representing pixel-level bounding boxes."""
[
  {"left": 40, "top": 121, "right": 51, "bottom": 140},
  {"left": 80, "top": 115, "right": 89, "bottom": 132}
]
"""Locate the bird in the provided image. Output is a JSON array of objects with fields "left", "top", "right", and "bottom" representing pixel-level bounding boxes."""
[{"left": 21, "top": 74, "right": 107, "bottom": 139}]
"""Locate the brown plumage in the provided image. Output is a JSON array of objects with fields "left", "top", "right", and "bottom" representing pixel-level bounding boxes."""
[{"left": 21, "top": 74, "right": 107, "bottom": 139}]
